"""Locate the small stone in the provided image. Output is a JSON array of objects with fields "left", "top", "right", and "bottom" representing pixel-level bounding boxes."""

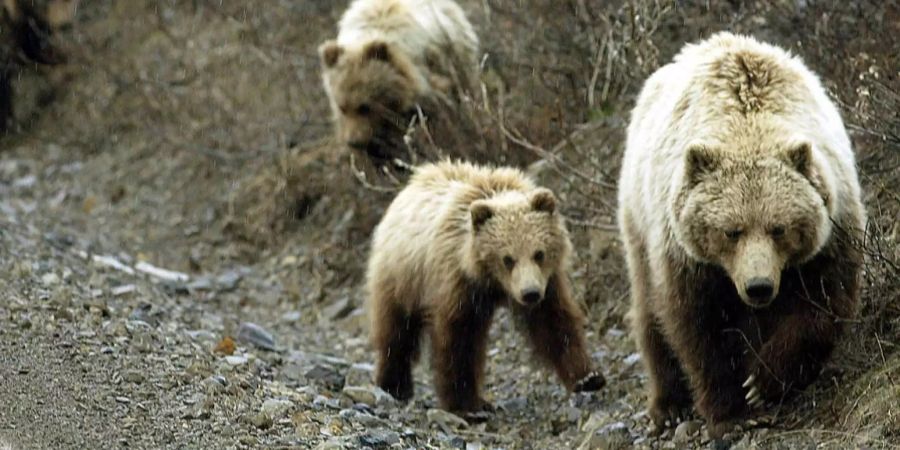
[
  {"left": 129, "top": 303, "right": 158, "bottom": 327},
  {"left": 41, "top": 272, "right": 60, "bottom": 286},
  {"left": 579, "top": 422, "right": 630, "bottom": 450},
  {"left": 122, "top": 370, "right": 145, "bottom": 384},
  {"left": 236, "top": 322, "right": 276, "bottom": 351},
  {"left": 215, "top": 271, "right": 242, "bottom": 291},
  {"left": 305, "top": 365, "right": 344, "bottom": 390},
  {"left": 342, "top": 386, "right": 377, "bottom": 406},
  {"left": 115, "top": 396, "right": 131, "bottom": 404},
  {"left": 213, "top": 336, "right": 236, "bottom": 355},
  {"left": 202, "top": 376, "right": 227, "bottom": 394},
  {"left": 674, "top": 420, "right": 703, "bottom": 443},
  {"left": 250, "top": 412, "right": 273, "bottom": 429},
  {"left": 357, "top": 430, "right": 400, "bottom": 449},
  {"left": 260, "top": 398, "right": 293, "bottom": 419},
  {"left": 344, "top": 363, "right": 374, "bottom": 387},
  {"left": 322, "top": 296, "right": 355, "bottom": 321},
  {"left": 427, "top": 408, "right": 468, "bottom": 429},
  {"left": 224, "top": 355, "right": 248, "bottom": 366},
  {"left": 314, "top": 439, "right": 345, "bottom": 450},
  {"left": 111, "top": 284, "right": 136, "bottom": 297},
  {"left": 499, "top": 397, "right": 528, "bottom": 413}
]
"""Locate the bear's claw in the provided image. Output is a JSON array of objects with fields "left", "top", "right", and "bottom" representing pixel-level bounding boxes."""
[
  {"left": 743, "top": 374, "right": 764, "bottom": 409},
  {"left": 573, "top": 370, "right": 606, "bottom": 392}
]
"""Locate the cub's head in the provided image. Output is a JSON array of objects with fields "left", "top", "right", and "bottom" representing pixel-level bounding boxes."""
[
  {"left": 318, "top": 39, "right": 420, "bottom": 157},
  {"left": 3, "top": 0, "right": 79, "bottom": 64},
  {"left": 675, "top": 141, "right": 831, "bottom": 308},
  {"left": 467, "top": 188, "right": 571, "bottom": 307}
]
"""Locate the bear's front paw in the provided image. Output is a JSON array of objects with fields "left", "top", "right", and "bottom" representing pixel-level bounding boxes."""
[
  {"left": 743, "top": 368, "right": 784, "bottom": 410},
  {"left": 648, "top": 399, "right": 692, "bottom": 432},
  {"left": 573, "top": 370, "right": 606, "bottom": 392},
  {"left": 462, "top": 400, "right": 495, "bottom": 423}
]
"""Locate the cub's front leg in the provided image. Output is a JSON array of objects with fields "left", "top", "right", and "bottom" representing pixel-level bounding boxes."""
[{"left": 430, "top": 289, "right": 497, "bottom": 416}]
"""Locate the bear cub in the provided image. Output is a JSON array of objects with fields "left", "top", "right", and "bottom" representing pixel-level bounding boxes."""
[
  {"left": 318, "top": 0, "right": 479, "bottom": 161},
  {"left": 367, "top": 160, "right": 605, "bottom": 417},
  {"left": 618, "top": 32, "right": 866, "bottom": 437}
]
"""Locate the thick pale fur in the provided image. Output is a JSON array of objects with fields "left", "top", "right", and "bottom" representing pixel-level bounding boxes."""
[
  {"left": 367, "top": 160, "right": 604, "bottom": 414},
  {"left": 319, "top": 0, "right": 479, "bottom": 155},
  {"left": 619, "top": 32, "right": 865, "bottom": 436}
]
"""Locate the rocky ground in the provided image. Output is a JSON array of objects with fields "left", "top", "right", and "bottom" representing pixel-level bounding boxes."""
[{"left": 0, "top": 1, "right": 898, "bottom": 449}]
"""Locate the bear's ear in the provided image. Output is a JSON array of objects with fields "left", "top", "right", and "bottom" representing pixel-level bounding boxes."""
[
  {"left": 530, "top": 188, "right": 557, "bottom": 214},
  {"left": 685, "top": 143, "right": 719, "bottom": 186},
  {"left": 319, "top": 40, "right": 342, "bottom": 68},
  {"left": 783, "top": 141, "right": 813, "bottom": 178},
  {"left": 470, "top": 201, "right": 494, "bottom": 232},
  {"left": 363, "top": 40, "right": 392, "bottom": 63}
]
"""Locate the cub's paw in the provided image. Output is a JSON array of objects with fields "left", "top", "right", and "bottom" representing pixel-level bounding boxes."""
[
  {"left": 648, "top": 400, "right": 692, "bottom": 433},
  {"left": 573, "top": 370, "right": 606, "bottom": 392},
  {"left": 462, "top": 400, "right": 495, "bottom": 423}
]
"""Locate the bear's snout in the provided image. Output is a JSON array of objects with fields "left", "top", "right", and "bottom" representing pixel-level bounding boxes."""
[
  {"left": 521, "top": 288, "right": 542, "bottom": 305},
  {"left": 744, "top": 277, "right": 775, "bottom": 306}
]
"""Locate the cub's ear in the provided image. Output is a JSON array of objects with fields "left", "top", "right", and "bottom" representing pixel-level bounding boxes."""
[
  {"left": 782, "top": 141, "right": 813, "bottom": 178},
  {"left": 685, "top": 143, "right": 720, "bottom": 186},
  {"left": 363, "top": 40, "right": 392, "bottom": 63},
  {"left": 470, "top": 201, "right": 493, "bottom": 232},
  {"left": 319, "top": 40, "right": 342, "bottom": 68},
  {"left": 530, "top": 188, "right": 556, "bottom": 214}
]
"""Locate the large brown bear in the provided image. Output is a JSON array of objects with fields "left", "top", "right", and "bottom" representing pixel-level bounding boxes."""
[
  {"left": 618, "top": 33, "right": 865, "bottom": 437},
  {"left": 318, "top": 0, "right": 479, "bottom": 162},
  {"left": 366, "top": 160, "right": 605, "bottom": 416}
]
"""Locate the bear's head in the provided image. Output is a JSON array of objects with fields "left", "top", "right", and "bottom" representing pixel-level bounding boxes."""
[
  {"left": 467, "top": 188, "right": 571, "bottom": 307},
  {"left": 3, "top": 0, "right": 79, "bottom": 65},
  {"left": 318, "top": 39, "right": 420, "bottom": 157},
  {"left": 675, "top": 141, "right": 832, "bottom": 308}
]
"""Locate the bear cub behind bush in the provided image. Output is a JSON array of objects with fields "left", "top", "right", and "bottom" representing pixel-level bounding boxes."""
[
  {"left": 319, "top": 0, "right": 479, "bottom": 161},
  {"left": 366, "top": 160, "right": 605, "bottom": 417}
]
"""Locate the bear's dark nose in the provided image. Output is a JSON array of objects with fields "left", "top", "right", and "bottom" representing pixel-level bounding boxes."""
[
  {"left": 521, "top": 289, "right": 542, "bottom": 305},
  {"left": 745, "top": 277, "right": 774, "bottom": 301}
]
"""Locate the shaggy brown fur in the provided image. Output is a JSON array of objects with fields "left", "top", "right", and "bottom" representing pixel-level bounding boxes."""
[
  {"left": 367, "top": 161, "right": 605, "bottom": 416},
  {"left": 619, "top": 33, "right": 865, "bottom": 437}
]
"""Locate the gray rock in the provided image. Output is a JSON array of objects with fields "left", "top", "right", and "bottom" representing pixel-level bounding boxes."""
[
  {"left": 357, "top": 430, "right": 400, "bottom": 449},
  {"left": 122, "top": 370, "right": 145, "bottom": 384},
  {"left": 260, "top": 398, "right": 293, "bottom": 419},
  {"left": 214, "top": 270, "right": 242, "bottom": 291},
  {"left": 250, "top": 412, "right": 273, "bottom": 429},
  {"left": 322, "top": 296, "right": 354, "bottom": 321},
  {"left": 129, "top": 303, "right": 159, "bottom": 327},
  {"left": 674, "top": 420, "right": 703, "bottom": 443},
  {"left": 314, "top": 439, "right": 346, "bottom": 450},
  {"left": 426, "top": 408, "right": 468, "bottom": 429},
  {"left": 236, "top": 322, "right": 276, "bottom": 351},
  {"left": 202, "top": 375, "right": 227, "bottom": 394},
  {"left": 579, "top": 422, "right": 630, "bottom": 450},
  {"left": 344, "top": 363, "right": 374, "bottom": 387},
  {"left": 224, "top": 355, "right": 248, "bottom": 366},
  {"left": 342, "top": 386, "right": 377, "bottom": 406},
  {"left": 305, "top": 365, "right": 344, "bottom": 390}
]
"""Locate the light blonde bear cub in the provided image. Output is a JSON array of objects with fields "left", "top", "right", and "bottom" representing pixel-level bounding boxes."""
[
  {"left": 619, "top": 32, "right": 865, "bottom": 437},
  {"left": 366, "top": 160, "right": 605, "bottom": 417},
  {"left": 319, "top": 0, "right": 479, "bottom": 158}
]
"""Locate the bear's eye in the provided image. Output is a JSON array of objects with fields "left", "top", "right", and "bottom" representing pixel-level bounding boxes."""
[
  {"left": 503, "top": 255, "right": 515, "bottom": 270},
  {"left": 770, "top": 226, "right": 785, "bottom": 237},
  {"left": 357, "top": 104, "right": 371, "bottom": 115},
  {"left": 724, "top": 229, "right": 743, "bottom": 240},
  {"left": 533, "top": 250, "right": 545, "bottom": 263}
]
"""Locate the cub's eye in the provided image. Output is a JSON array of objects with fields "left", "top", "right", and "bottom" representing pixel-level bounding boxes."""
[
  {"left": 533, "top": 250, "right": 545, "bottom": 263},
  {"left": 724, "top": 229, "right": 743, "bottom": 240},
  {"left": 357, "top": 104, "right": 371, "bottom": 115},
  {"left": 503, "top": 256, "right": 515, "bottom": 270},
  {"left": 770, "top": 226, "right": 785, "bottom": 237}
]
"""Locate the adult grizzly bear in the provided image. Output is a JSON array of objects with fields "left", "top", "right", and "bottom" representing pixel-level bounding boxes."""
[
  {"left": 318, "top": 0, "right": 479, "bottom": 161},
  {"left": 367, "top": 160, "right": 605, "bottom": 417},
  {"left": 618, "top": 32, "right": 865, "bottom": 437}
]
